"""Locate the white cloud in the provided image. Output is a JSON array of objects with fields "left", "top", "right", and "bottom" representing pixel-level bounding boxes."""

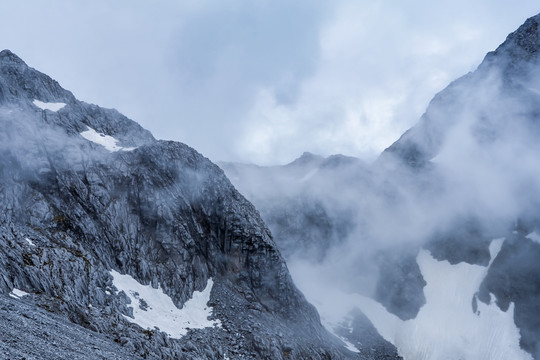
[
  {"left": 0, "top": 1, "right": 539, "bottom": 164},
  {"left": 235, "top": 0, "right": 540, "bottom": 164}
]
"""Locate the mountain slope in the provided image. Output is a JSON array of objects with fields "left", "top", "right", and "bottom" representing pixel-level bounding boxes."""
[
  {"left": 382, "top": 14, "right": 540, "bottom": 167},
  {"left": 0, "top": 293, "right": 141, "bottom": 360},
  {"left": 380, "top": 14, "right": 540, "bottom": 357},
  {"left": 0, "top": 50, "right": 368, "bottom": 359},
  {"left": 220, "top": 152, "right": 367, "bottom": 261},
  {"left": 223, "top": 13, "right": 540, "bottom": 360}
]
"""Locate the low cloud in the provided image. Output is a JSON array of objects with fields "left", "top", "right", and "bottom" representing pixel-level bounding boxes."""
[{"left": 1, "top": 1, "right": 539, "bottom": 164}]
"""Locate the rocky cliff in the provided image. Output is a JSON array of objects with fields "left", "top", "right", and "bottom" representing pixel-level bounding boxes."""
[{"left": 0, "top": 49, "right": 372, "bottom": 359}]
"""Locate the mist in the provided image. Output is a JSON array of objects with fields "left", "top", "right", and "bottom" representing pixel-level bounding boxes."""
[
  {"left": 3, "top": 2, "right": 540, "bottom": 358},
  {"left": 1, "top": 1, "right": 539, "bottom": 165},
  {"left": 222, "top": 15, "right": 540, "bottom": 359}
]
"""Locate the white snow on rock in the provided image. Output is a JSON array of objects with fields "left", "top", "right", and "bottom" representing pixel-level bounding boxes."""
[
  {"left": 9, "top": 288, "right": 30, "bottom": 299},
  {"left": 33, "top": 99, "right": 66, "bottom": 111},
  {"left": 292, "top": 238, "right": 531, "bottom": 360},
  {"left": 80, "top": 127, "right": 136, "bottom": 153},
  {"left": 340, "top": 337, "right": 360, "bottom": 353},
  {"left": 526, "top": 231, "right": 540, "bottom": 244},
  {"left": 330, "top": 321, "right": 361, "bottom": 353},
  {"left": 24, "top": 237, "right": 35, "bottom": 246},
  {"left": 110, "top": 270, "right": 220, "bottom": 338},
  {"left": 356, "top": 238, "right": 532, "bottom": 360}
]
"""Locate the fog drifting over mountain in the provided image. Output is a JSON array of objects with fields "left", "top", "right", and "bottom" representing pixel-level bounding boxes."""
[
  {"left": 1, "top": 0, "right": 539, "bottom": 164},
  {"left": 223, "top": 14, "right": 540, "bottom": 359}
]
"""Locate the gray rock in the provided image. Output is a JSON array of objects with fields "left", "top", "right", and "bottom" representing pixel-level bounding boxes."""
[{"left": 0, "top": 50, "right": 358, "bottom": 359}]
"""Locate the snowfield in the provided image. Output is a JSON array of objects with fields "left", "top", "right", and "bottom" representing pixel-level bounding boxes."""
[
  {"left": 110, "top": 270, "right": 221, "bottom": 338},
  {"left": 293, "top": 238, "right": 532, "bottom": 360},
  {"left": 357, "top": 238, "right": 532, "bottom": 360}
]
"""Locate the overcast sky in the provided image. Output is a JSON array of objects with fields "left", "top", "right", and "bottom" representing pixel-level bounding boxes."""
[{"left": 1, "top": 1, "right": 539, "bottom": 165}]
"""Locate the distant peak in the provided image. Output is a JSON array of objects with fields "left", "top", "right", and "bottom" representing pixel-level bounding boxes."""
[
  {"left": 0, "top": 49, "right": 26, "bottom": 66},
  {"left": 486, "top": 13, "right": 540, "bottom": 63},
  {"left": 0, "top": 49, "right": 78, "bottom": 106},
  {"left": 506, "top": 14, "right": 540, "bottom": 52},
  {"left": 300, "top": 151, "right": 317, "bottom": 158},
  {"left": 287, "top": 152, "right": 324, "bottom": 167},
  {"left": 299, "top": 152, "right": 323, "bottom": 161}
]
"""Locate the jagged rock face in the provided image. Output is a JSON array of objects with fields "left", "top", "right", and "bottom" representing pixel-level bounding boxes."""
[
  {"left": 0, "top": 50, "right": 360, "bottom": 359},
  {"left": 0, "top": 50, "right": 75, "bottom": 105},
  {"left": 334, "top": 309, "right": 400, "bottom": 360},
  {"left": 221, "top": 154, "right": 407, "bottom": 356},
  {"left": 378, "top": 14, "right": 540, "bottom": 359},
  {"left": 479, "top": 233, "right": 540, "bottom": 356},
  {"left": 374, "top": 247, "right": 425, "bottom": 321},
  {"left": 0, "top": 293, "right": 141, "bottom": 360},
  {"left": 382, "top": 15, "right": 540, "bottom": 168}
]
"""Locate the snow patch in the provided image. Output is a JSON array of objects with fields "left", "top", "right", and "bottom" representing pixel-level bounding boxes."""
[
  {"left": 110, "top": 270, "right": 220, "bottom": 338},
  {"left": 33, "top": 99, "right": 66, "bottom": 111},
  {"left": 320, "top": 314, "right": 361, "bottom": 353},
  {"left": 9, "top": 288, "right": 30, "bottom": 299},
  {"left": 340, "top": 337, "right": 361, "bottom": 353},
  {"left": 526, "top": 231, "right": 540, "bottom": 244},
  {"left": 333, "top": 324, "right": 361, "bottom": 354},
  {"left": 24, "top": 237, "right": 35, "bottom": 246},
  {"left": 80, "top": 127, "right": 136, "bottom": 153},
  {"left": 356, "top": 237, "right": 531, "bottom": 360}
]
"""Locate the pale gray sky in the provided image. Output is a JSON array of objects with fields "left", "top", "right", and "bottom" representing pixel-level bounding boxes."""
[{"left": 1, "top": 0, "right": 539, "bottom": 164}]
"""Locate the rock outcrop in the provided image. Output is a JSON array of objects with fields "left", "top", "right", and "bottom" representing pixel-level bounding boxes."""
[{"left": 0, "top": 50, "right": 363, "bottom": 359}]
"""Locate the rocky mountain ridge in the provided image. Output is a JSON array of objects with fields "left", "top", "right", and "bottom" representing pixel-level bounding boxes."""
[
  {"left": 222, "top": 13, "right": 540, "bottom": 359},
  {"left": 0, "top": 50, "right": 389, "bottom": 359}
]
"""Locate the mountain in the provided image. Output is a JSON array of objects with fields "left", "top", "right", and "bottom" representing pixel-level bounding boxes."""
[
  {"left": 220, "top": 152, "right": 367, "bottom": 262},
  {"left": 0, "top": 50, "right": 390, "bottom": 359},
  {"left": 222, "top": 13, "right": 540, "bottom": 360},
  {"left": 220, "top": 153, "right": 404, "bottom": 358}
]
